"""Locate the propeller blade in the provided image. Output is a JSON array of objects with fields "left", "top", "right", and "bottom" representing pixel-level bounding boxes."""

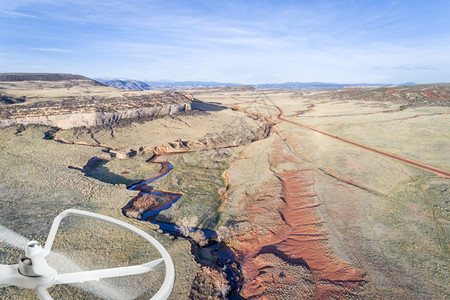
[
  {"left": 46, "top": 251, "right": 135, "bottom": 299},
  {"left": 54, "top": 258, "right": 164, "bottom": 285},
  {"left": 0, "top": 225, "right": 29, "bottom": 249}
]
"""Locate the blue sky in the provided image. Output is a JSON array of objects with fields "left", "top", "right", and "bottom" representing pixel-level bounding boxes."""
[{"left": 0, "top": 0, "right": 449, "bottom": 84}]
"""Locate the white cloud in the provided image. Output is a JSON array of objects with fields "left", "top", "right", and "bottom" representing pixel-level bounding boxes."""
[
  {"left": 31, "top": 47, "right": 76, "bottom": 53},
  {"left": 0, "top": 9, "right": 37, "bottom": 18}
]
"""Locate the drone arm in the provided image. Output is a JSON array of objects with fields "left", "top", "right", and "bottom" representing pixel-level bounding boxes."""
[
  {"left": 53, "top": 258, "right": 163, "bottom": 285},
  {"left": 0, "top": 264, "right": 16, "bottom": 288},
  {"left": 35, "top": 286, "right": 52, "bottom": 300}
]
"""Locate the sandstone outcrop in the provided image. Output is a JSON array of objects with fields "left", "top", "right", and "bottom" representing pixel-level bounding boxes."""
[
  {"left": 0, "top": 103, "right": 190, "bottom": 129},
  {"left": 0, "top": 73, "right": 193, "bottom": 129}
]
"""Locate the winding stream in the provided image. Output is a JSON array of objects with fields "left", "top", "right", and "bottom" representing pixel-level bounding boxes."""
[
  {"left": 123, "top": 156, "right": 244, "bottom": 299},
  {"left": 59, "top": 102, "right": 277, "bottom": 298}
]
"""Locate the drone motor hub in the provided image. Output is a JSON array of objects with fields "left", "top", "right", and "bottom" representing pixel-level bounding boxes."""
[{"left": 0, "top": 209, "right": 175, "bottom": 300}]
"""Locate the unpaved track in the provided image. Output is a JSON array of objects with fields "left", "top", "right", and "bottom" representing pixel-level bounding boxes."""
[{"left": 231, "top": 96, "right": 450, "bottom": 178}]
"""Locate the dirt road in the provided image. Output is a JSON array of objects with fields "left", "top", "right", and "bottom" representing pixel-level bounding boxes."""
[{"left": 231, "top": 96, "right": 450, "bottom": 178}]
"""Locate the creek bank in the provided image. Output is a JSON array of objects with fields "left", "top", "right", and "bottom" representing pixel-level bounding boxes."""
[{"left": 122, "top": 156, "right": 244, "bottom": 299}]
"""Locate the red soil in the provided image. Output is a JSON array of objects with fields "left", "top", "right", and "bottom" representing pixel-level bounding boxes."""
[
  {"left": 385, "top": 87, "right": 450, "bottom": 101},
  {"left": 235, "top": 139, "right": 366, "bottom": 298},
  {"left": 126, "top": 191, "right": 180, "bottom": 213},
  {"left": 236, "top": 168, "right": 366, "bottom": 298},
  {"left": 218, "top": 171, "right": 231, "bottom": 212}
]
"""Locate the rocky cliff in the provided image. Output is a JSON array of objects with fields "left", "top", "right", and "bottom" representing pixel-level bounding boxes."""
[
  {"left": 0, "top": 73, "right": 193, "bottom": 129},
  {"left": 0, "top": 102, "right": 191, "bottom": 129},
  {"left": 0, "top": 73, "right": 103, "bottom": 84}
]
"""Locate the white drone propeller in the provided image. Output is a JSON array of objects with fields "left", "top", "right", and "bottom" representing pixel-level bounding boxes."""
[{"left": 0, "top": 209, "right": 175, "bottom": 300}]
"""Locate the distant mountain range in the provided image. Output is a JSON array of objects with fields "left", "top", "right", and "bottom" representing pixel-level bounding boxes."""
[
  {"left": 94, "top": 79, "right": 240, "bottom": 90},
  {"left": 95, "top": 78, "right": 416, "bottom": 91},
  {"left": 0, "top": 74, "right": 417, "bottom": 90}
]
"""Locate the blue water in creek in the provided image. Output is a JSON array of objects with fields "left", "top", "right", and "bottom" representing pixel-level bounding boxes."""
[{"left": 126, "top": 160, "right": 243, "bottom": 298}]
